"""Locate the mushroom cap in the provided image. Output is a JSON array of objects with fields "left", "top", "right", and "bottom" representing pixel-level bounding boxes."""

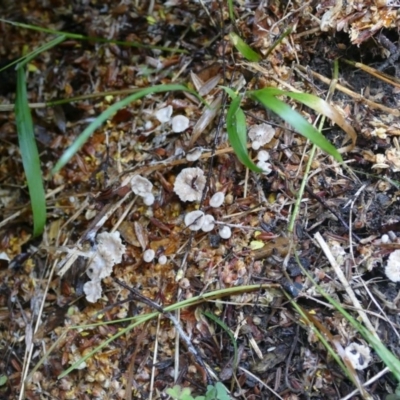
[
  {"left": 257, "top": 150, "right": 270, "bottom": 162},
  {"left": 344, "top": 343, "right": 371, "bottom": 370},
  {"left": 83, "top": 280, "right": 103, "bottom": 303},
  {"left": 201, "top": 214, "right": 215, "bottom": 232},
  {"left": 257, "top": 160, "right": 273, "bottom": 175},
  {"left": 209, "top": 192, "right": 225, "bottom": 208},
  {"left": 158, "top": 255, "right": 167, "bottom": 265},
  {"left": 186, "top": 147, "right": 203, "bottom": 162},
  {"left": 173, "top": 167, "right": 206, "bottom": 202},
  {"left": 130, "top": 175, "right": 153, "bottom": 197},
  {"left": 143, "top": 249, "right": 156, "bottom": 263},
  {"left": 184, "top": 210, "right": 205, "bottom": 231},
  {"left": 385, "top": 249, "right": 400, "bottom": 282},
  {"left": 248, "top": 123, "right": 275, "bottom": 149},
  {"left": 97, "top": 231, "right": 126, "bottom": 266},
  {"left": 171, "top": 115, "right": 190, "bottom": 133},
  {"left": 143, "top": 193, "right": 155, "bottom": 206},
  {"left": 155, "top": 105, "right": 173, "bottom": 123},
  {"left": 219, "top": 225, "right": 232, "bottom": 239}
]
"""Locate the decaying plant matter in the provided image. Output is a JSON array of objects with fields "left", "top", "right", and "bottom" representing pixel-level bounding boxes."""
[{"left": 0, "top": 1, "right": 400, "bottom": 399}]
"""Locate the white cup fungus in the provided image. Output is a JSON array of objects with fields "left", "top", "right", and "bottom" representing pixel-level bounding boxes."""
[
  {"left": 219, "top": 225, "right": 232, "bottom": 239},
  {"left": 143, "top": 193, "right": 155, "bottom": 206},
  {"left": 186, "top": 147, "right": 202, "bottom": 162},
  {"left": 155, "top": 105, "right": 173, "bottom": 123},
  {"left": 158, "top": 255, "right": 167, "bottom": 265},
  {"left": 257, "top": 150, "right": 270, "bottom": 162},
  {"left": 201, "top": 214, "right": 215, "bottom": 232},
  {"left": 184, "top": 210, "right": 205, "bottom": 231},
  {"left": 143, "top": 249, "right": 156, "bottom": 263},
  {"left": 173, "top": 167, "right": 206, "bottom": 202},
  {"left": 385, "top": 249, "right": 400, "bottom": 282},
  {"left": 344, "top": 343, "right": 371, "bottom": 370},
  {"left": 171, "top": 115, "right": 189, "bottom": 133},
  {"left": 209, "top": 192, "right": 225, "bottom": 208},
  {"left": 130, "top": 175, "right": 153, "bottom": 197},
  {"left": 248, "top": 123, "right": 275, "bottom": 150}
]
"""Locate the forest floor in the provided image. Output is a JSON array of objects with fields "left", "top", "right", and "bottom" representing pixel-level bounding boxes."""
[{"left": 1, "top": 1, "right": 400, "bottom": 399}]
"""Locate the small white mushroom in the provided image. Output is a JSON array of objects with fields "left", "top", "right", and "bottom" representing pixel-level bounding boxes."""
[
  {"left": 184, "top": 210, "right": 205, "bottom": 231},
  {"left": 97, "top": 231, "right": 126, "bottom": 266},
  {"left": 248, "top": 123, "right": 275, "bottom": 150},
  {"left": 385, "top": 249, "right": 400, "bottom": 282},
  {"left": 143, "top": 249, "right": 156, "bottom": 263},
  {"left": 143, "top": 193, "right": 155, "bottom": 206},
  {"left": 83, "top": 280, "right": 103, "bottom": 303},
  {"left": 209, "top": 192, "right": 225, "bottom": 208},
  {"left": 381, "top": 234, "right": 390, "bottom": 244},
  {"left": 158, "top": 255, "right": 167, "bottom": 265},
  {"left": 344, "top": 343, "right": 371, "bottom": 370},
  {"left": 257, "top": 160, "right": 273, "bottom": 175},
  {"left": 171, "top": 115, "right": 190, "bottom": 133},
  {"left": 173, "top": 167, "right": 206, "bottom": 202},
  {"left": 130, "top": 175, "right": 153, "bottom": 197},
  {"left": 201, "top": 214, "right": 215, "bottom": 232},
  {"left": 257, "top": 150, "right": 270, "bottom": 162},
  {"left": 155, "top": 105, "right": 173, "bottom": 123},
  {"left": 219, "top": 225, "right": 232, "bottom": 239},
  {"left": 186, "top": 147, "right": 203, "bottom": 162}
]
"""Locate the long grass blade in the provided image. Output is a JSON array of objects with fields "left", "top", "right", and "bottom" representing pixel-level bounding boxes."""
[
  {"left": 225, "top": 94, "right": 263, "bottom": 173},
  {"left": 0, "top": 18, "right": 186, "bottom": 53},
  {"left": 229, "top": 32, "right": 261, "bottom": 62},
  {"left": 249, "top": 88, "right": 343, "bottom": 162},
  {"left": 15, "top": 68, "right": 46, "bottom": 236},
  {"left": 52, "top": 84, "right": 199, "bottom": 173},
  {"left": 17, "top": 35, "right": 66, "bottom": 69}
]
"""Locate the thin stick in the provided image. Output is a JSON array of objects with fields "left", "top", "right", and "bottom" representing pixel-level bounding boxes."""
[
  {"left": 340, "top": 367, "right": 390, "bottom": 400},
  {"left": 314, "top": 232, "right": 379, "bottom": 339}
]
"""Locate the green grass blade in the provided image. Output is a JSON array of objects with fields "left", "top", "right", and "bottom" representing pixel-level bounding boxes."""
[
  {"left": 203, "top": 311, "right": 238, "bottom": 374},
  {"left": 227, "top": 0, "right": 235, "bottom": 22},
  {"left": 15, "top": 68, "right": 46, "bottom": 236},
  {"left": 249, "top": 88, "right": 343, "bottom": 162},
  {"left": 16, "top": 35, "right": 66, "bottom": 69},
  {"left": 52, "top": 84, "right": 199, "bottom": 173},
  {"left": 229, "top": 32, "right": 261, "bottom": 62},
  {"left": 58, "top": 283, "right": 276, "bottom": 378},
  {"left": 225, "top": 94, "right": 263, "bottom": 173},
  {"left": 294, "top": 253, "right": 400, "bottom": 383},
  {"left": 0, "top": 18, "right": 187, "bottom": 53}
]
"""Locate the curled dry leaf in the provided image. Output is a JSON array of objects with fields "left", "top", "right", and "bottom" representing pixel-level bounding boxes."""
[{"left": 190, "top": 94, "right": 222, "bottom": 146}]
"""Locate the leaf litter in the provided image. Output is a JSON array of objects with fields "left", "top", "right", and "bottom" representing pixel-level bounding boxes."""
[{"left": 0, "top": 0, "right": 400, "bottom": 399}]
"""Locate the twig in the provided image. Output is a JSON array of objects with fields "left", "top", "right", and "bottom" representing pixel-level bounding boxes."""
[
  {"left": 238, "top": 366, "right": 284, "bottom": 400},
  {"left": 340, "top": 367, "right": 390, "bottom": 400},
  {"left": 314, "top": 232, "right": 379, "bottom": 339},
  {"left": 113, "top": 279, "right": 218, "bottom": 385}
]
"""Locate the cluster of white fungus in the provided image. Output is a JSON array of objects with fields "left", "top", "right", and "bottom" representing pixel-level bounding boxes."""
[
  {"left": 344, "top": 343, "right": 372, "bottom": 370},
  {"left": 385, "top": 249, "right": 400, "bottom": 282},
  {"left": 248, "top": 123, "right": 275, "bottom": 150},
  {"left": 173, "top": 167, "right": 206, "bottom": 202},
  {"left": 256, "top": 150, "right": 273, "bottom": 175},
  {"left": 155, "top": 105, "right": 190, "bottom": 133},
  {"left": 83, "top": 231, "right": 126, "bottom": 303},
  {"left": 184, "top": 204, "right": 230, "bottom": 240},
  {"left": 142, "top": 249, "right": 168, "bottom": 265},
  {"left": 130, "top": 175, "right": 155, "bottom": 206}
]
